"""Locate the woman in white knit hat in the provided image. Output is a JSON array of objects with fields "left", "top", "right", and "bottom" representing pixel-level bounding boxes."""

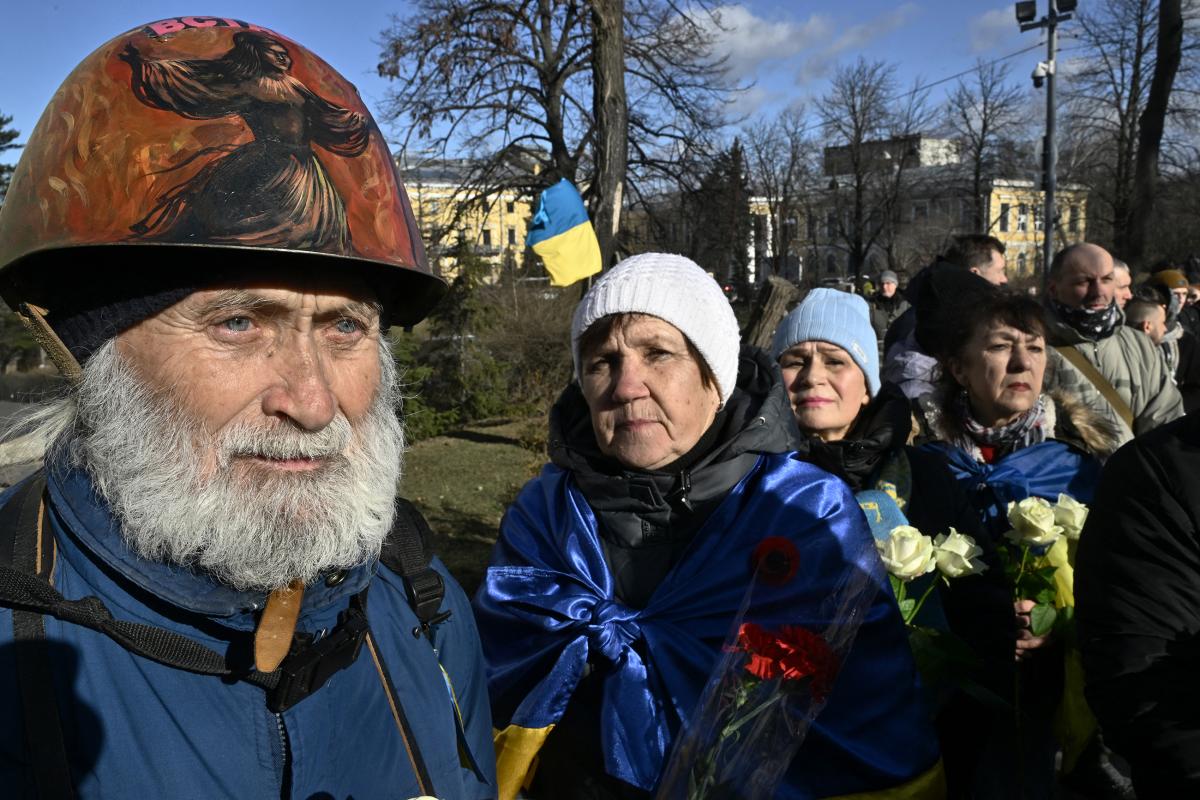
[{"left": 474, "top": 254, "right": 942, "bottom": 800}]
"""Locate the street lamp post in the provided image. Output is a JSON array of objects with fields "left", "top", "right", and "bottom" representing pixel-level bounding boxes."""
[{"left": 1016, "top": 0, "right": 1075, "bottom": 291}]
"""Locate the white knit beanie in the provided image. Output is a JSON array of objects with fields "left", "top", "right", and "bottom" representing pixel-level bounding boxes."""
[{"left": 571, "top": 253, "right": 740, "bottom": 404}]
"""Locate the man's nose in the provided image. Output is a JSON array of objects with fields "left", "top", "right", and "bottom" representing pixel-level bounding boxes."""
[{"left": 260, "top": 336, "right": 337, "bottom": 430}]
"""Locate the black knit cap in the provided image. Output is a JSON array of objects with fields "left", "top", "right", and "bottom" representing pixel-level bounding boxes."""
[
  {"left": 50, "top": 285, "right": 197, "bottom": 362},
  {"left": 910, "top": 260, "right": 999, "bottom": 360},
  {"left": 25, "top": 249, "right": 397, "bottom": 363}
]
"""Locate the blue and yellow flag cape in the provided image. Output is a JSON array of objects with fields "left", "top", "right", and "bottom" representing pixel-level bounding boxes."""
[
  {"left": 473, "top": 455, "right": 944, "bottom": 799},
  {"left": 525, "top": 178, "right": 602, "bottom": 286}
]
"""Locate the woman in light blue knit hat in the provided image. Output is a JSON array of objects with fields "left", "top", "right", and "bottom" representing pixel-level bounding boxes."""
[
  {"left": 774, "top": 289, "right": 1000, "bottom": 797},
  {"left": 772, "top": 288, "right": 880, "bottom": 443},
  {"left": 771, "top": 285, "right": 984, "bottom": 549}
]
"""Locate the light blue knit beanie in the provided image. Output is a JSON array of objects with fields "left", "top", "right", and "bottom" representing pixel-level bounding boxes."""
[{"left": 771, "top": 288, "right": 880, "bottom": 396}]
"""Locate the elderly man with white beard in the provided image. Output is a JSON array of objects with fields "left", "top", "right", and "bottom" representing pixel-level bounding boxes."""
[{"left": 0, "top": 19, "right": 494, "bottom": 799}]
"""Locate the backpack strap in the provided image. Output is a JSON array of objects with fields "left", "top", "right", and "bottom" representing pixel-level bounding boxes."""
[
  {"left": 0, "top": 485, "right": 446, "bottom": 794},
  {"left": 380, "top": 497, "right": 449, "bottom": 639},
  {"left": 2, "top": 471, "right": 76, "bottom": 799},
  {"left": 0, "top": 479, "right": 370, "bottom": 714}
]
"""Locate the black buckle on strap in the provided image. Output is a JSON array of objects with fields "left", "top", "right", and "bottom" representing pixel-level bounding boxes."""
[
  {"left": 405, "top": 569, "right": 449, "bottom": 639},
  {"left": 267, "top": 605, "right": 370, "bottom": 713}
]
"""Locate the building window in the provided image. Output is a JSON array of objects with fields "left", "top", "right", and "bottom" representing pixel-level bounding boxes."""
[
  {"left": 506, "top": 200, "right": 515, "bottom": 214},
  {"left": 507, "top": 226, "right": 516, "bottom": 246},
  {"left": 1018, "top": 252, "right": 1027, "bottom": 274},
  {"left": 912, "top": 200, "right": 928, "bottom": 221},
  {"left": 1034, "top": 205, "right": 1043, "bottom": 232},
  {"left": 825, "top": 253, "right": 837, "bottom": 274},
  {"left": 428, "top": 200, "right": 439, "bottom": 213},
  {"left": 1017, "top": 204, "right": 1028, "bottom": 233},
  {"left": 825, "top": 211, "right": 837, "bottom": 238},
  {"left": 1069, "top": 205, "right": 1080, "bottom": 234},
  {"left": 999, "top": 202, "right": 1010, "bottom": 232},
  {"left": 482, "top": 228, "right": 492, "bottom": 247}
]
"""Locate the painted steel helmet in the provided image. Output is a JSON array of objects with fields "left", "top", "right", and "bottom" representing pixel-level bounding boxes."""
[{"left": 0, "top": 17, "right": 442, "bottom": 329}]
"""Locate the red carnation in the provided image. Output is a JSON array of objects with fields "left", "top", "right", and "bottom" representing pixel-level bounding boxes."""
[{"left": 734, "top": 622, "right": 837, "bottom": 701}]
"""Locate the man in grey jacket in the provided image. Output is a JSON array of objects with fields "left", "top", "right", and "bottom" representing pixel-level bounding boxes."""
[{"left": 1046, "top": 243, "right": 1183, "bottom": 436}]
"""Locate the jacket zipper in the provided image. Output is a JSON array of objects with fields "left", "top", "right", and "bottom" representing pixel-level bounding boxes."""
[{"left": 276, "top": 712, "right": 292, "bottom": 798}]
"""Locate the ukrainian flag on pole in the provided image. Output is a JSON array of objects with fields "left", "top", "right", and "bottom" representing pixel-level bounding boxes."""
[{"left": 525, "top": 178, "right": 603, "bottom": 286}]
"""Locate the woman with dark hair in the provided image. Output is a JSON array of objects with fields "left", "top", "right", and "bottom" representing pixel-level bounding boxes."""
[{"left": 917, "top": 282, "right": 1122, "bottom": 799}]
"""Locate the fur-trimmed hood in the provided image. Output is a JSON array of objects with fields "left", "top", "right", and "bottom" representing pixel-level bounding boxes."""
[{"left": 917, "top": 388, "right": 1123, "bottom": 461}]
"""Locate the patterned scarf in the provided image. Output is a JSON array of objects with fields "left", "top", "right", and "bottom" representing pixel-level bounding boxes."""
[
  {"left": 953, "top": 390, "right": 1049, "bottom": 458},
  {"left": 1050, "top": 298, "right": 1121, "bottom": 340}
]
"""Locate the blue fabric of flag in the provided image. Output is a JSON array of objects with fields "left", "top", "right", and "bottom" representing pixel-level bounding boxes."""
[
  {"left": 474, "top": 454, "right": 941, "bottom": 797},
  {"left": 525, "top": 178, "right": 590, "bottom": 246}
]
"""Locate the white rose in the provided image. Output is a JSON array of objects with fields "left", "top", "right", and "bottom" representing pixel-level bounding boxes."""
[
  {"left": 1053, "top": 494, "right": 1089, "bottom": 540},
  {"left": 1005, "top": 497, "right": 1063, "bottom": 547},
  {"left": 876, "top": 526, "right": 937, "bottom": 581},
  {"left": 933, "top": 528, "right": 988, "bottom": 578}
]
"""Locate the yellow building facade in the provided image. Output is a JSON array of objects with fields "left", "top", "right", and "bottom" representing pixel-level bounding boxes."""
[
  {"left": 986, "top": 178, "right": 1088, "bottom": 276},
  {"left": 396, "top": 157, "right": 535, "bottom": 279}
]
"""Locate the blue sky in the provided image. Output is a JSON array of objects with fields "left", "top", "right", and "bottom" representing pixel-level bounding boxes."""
[{"left": 1, "top": 2, "right": 1041, "bottom": 167}]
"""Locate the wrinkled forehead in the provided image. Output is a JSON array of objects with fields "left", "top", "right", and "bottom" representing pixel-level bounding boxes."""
[
  {"left": 176, "top": 284, "right": 382, "bottom": 320},
  {"left": 178, "top": 270, "right": 382, "bottom": 313},
  {"left": 579, "top": 312, "right": 688, "bottom": 354},
  {"left": 780, "top": 340, "right": 854, "bottom": 359}
]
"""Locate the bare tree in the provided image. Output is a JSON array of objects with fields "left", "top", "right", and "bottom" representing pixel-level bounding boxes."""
[
  {"left": 945, "top": 60, "right": 1025, "bottom": 233},
  {"left": 1062, "top": 0, "right": 1199, "bottom": 259},
  {"left": 743, "top": 107, "right": 814, "bottom": 280},
  {"left": 376, "top": 0, "right": 735, "bottom": 266},
  {"left": 815, "top": 59, "right": 933, "bottom": 281},
  {"left": 1127, "top": 0, "right": 1185, "bottom": 262}
]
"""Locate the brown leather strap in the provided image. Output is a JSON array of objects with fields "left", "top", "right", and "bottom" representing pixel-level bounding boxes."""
[
  {"left": 254, "top": 580, "right": 305, "bottom": 672},
  {"left": 1055, "top": 345, "right": 1135, "bottom": 429}
]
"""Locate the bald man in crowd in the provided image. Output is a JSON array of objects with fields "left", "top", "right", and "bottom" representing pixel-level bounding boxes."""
[{"left": 1046, "top": 243, "right": 1183, "bottom": 436}]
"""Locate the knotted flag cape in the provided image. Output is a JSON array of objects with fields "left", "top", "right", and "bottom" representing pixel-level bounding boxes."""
[{"left": 474, "top": 454, "right": 942, "bottom": 798}]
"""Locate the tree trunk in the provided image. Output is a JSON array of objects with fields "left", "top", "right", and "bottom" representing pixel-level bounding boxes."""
[
  {"left": 590, "top": 0, "right": 628, "bottom": 271},
  {"left": 743, "top": 276, "right": 801, "bottom": 349},
  {"left": 1127, "top": 0, "right": 1183, "bottom": 265}
]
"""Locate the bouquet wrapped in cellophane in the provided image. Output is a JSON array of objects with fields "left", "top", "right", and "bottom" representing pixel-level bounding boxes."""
[{"left": 655, "top": 535, "right": 880, "bottom": 800}]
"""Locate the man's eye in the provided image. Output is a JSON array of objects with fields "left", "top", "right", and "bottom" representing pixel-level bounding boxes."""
[
  {"left": 221, "top": 317, "right": 252, "bottom": 332},
  {"left": 334, "top": 318, "right": 363, "bottom": 335}
]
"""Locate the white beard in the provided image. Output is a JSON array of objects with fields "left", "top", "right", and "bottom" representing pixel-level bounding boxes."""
[{"left": 64, "top": 338, "right": 404, "bottom": 592}]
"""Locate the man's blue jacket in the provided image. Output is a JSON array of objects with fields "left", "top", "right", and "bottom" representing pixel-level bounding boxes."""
[{"left": 0, "top": 458, "right": 496, "bottom": 798}]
